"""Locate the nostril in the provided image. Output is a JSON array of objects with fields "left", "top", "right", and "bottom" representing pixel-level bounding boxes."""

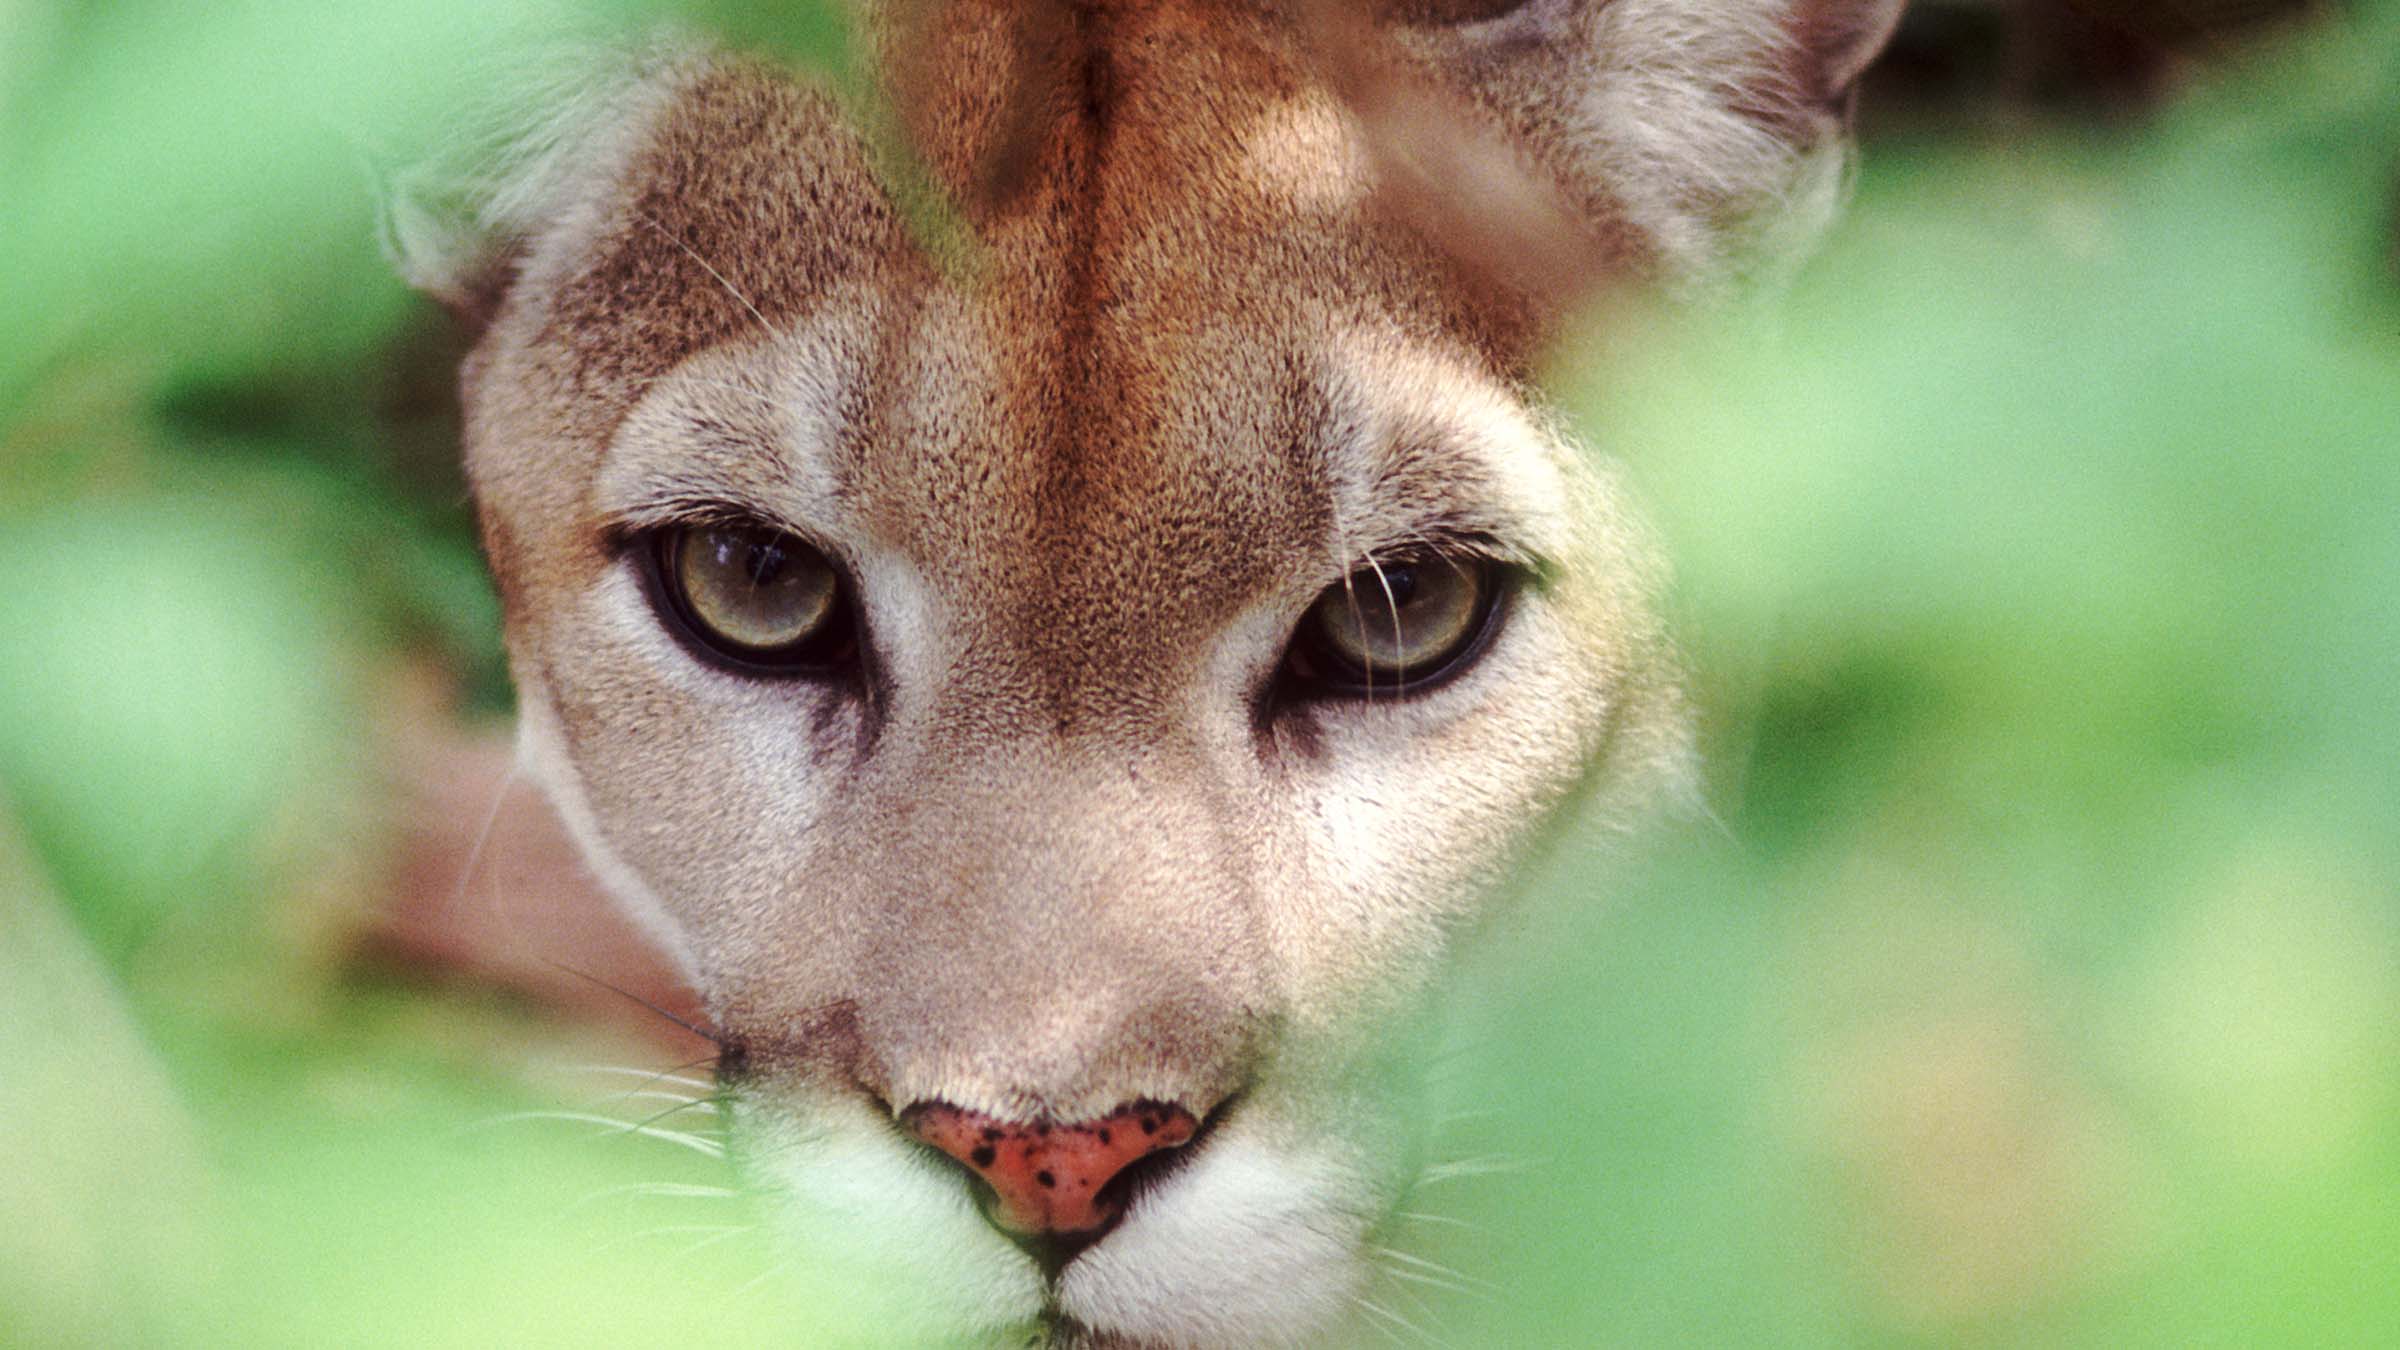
[{"left": 904, "top": 1099, "right": 1200, "bottom": 1241}]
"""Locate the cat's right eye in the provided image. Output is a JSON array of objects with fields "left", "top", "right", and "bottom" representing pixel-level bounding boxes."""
[{"left": 647, "top": 522, "right": 855, "bottom": 673}]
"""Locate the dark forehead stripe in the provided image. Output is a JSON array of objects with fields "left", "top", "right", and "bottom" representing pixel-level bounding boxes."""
[
  {"left": 885, "top": 5, "right": 1541, "bottom": 732},
  {"left": 887, "top": 6, "right": 1346, "bottom": 725}
]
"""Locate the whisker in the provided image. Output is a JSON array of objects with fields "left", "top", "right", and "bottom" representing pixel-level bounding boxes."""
[
  {"left": 1339, "top": 556, "right": 1371, "bottom": 699},
  {"left": 477, "top": 1109, "right": 728, "bottom": 1159},
  {"left": 452, "top": 755, "right": 522, "bottom": 915},
  {"left": 1365, "top": 552, "right": 1405, "bottom": 702},
  {"left": 1324, "top": 515, "right": 1377, "bottom": 701},
  {"left": 1694, "top": 791, "right": 1740, "bottom": 843},
  {"left": 1349, "top": 1292, "right": 1440, "bottom": 1346},
  {"left": 1380, "top": 1274, "right": 1453, "bottom": 1339},
  {"left": 1379, "top": 1263, "right": 1475, "bottom": 1296},
  {"left": 1413, "top": 1153, "right": 1533, "bottom": 1185},
  {"left": 639, "top": 212, "right": 773, "bottom": 334},
  {"left": 566, "top": 1181, "right": 743, "bottom": 1214},
  {"left": 1427, "top": 1106, "right": 1503, "bottom": 1134},
  {"left": 613, "top": 1089, "right": 722, "bottom": 1114},
  {"left": 546, "top": 963, "right": 727, "bottom": 1047},
  {"left": 1391, "top": 1208, "right": 1479, "bottom": 1233},
  {"left": 1374, "top": 1246, "right": 1473, "bottom": 1279},
  {"left": 1412, "top": 1038, "right": 1491, "bottom": 1074},
  {"left": 621, "top": 1094, "right": 729, "bottom": 1133},
  {"left": 568, "top": 1061, "right": 722, "bottom": 1094},
  {"left": 1374, "top": 1245, "right": 1494, "bottom": 1296}
]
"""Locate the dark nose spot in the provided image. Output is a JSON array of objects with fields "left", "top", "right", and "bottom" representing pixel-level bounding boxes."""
[{"left": 903, "top": 1099, "right": 1201, "bottom": 1241}]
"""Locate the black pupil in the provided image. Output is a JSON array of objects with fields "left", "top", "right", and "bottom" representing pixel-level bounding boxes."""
[{"left": 733, "top": 536, "right": 785, "bottom": 587}]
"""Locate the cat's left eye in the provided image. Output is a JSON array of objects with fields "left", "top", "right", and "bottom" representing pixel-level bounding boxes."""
[
  {"left": 646, "top": 522, "right": 855, "bottom": 673},
  {"left": 1285, "top": 551, "right": 1508, "bottom": 696}
]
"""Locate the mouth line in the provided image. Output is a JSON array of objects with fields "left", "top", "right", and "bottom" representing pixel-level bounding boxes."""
[{"left": 1091, "top": 1088, "right": 1239, "bottom": 1226}]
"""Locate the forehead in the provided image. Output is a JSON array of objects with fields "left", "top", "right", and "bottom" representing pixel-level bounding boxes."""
[
  {"left": 858, "top": 285, "right": 1332, "bottom": 607},
  {"left": 532, "top": 4, "right": 1504, "bottom": 422},
  {"left": 841, "top": 7, "right": 1409, "bottom": 603}
]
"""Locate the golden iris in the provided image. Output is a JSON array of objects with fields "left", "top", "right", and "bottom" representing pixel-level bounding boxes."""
[
  {"left": 669, "top": 524, "right": 840, "bottom": 657},
  {"left": 1304, "top": 554, "right": 1491, "bottom": 686}
]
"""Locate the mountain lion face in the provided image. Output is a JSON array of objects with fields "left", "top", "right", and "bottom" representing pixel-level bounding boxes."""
[{"left": 395, "top": 0, "right": 1898, "bottom": 1343}]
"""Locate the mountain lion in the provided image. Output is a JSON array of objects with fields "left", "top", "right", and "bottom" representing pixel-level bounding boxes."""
[{"left": 392, "top": 0, "right": 1899, "bottom": 1343}]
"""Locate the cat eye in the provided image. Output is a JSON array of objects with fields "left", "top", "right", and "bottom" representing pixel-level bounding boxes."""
[
  {"left": 648, "top": 522, "right": 854, "bottom": 672},
  {"left": 1288, "top": 551, "right": 1507, "bottom": 696}
]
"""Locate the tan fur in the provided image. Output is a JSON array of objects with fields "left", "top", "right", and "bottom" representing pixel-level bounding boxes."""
[{"left": 398, "top": 2, "right": 1898, "bottom": 1343}]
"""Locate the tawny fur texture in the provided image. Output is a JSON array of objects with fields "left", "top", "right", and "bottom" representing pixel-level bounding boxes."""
[{"left": 393, "top": 1, "right": 1898, "bottom": 1344}]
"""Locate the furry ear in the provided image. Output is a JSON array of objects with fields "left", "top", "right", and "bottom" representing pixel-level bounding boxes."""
[
  {"left": 1384, "top": 0, "right": 1909, "bottom": 293},
  {"left": 380, "top": 36, "right": 699, "bottom": 329},
  {"left": 1793, "top": 0, "right": 1910, "bottom": 105}
]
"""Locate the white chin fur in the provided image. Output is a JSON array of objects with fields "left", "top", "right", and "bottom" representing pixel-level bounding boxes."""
[
  {"left": 737, "top": 1097, "right": 1048, "bottom": 1342},
  {"left": 741, "top": 1095, "right": 1371, "bottom": 1348},
  {"left": 1058, "top": 1137, "right": 1369, "bottom": 1349}
]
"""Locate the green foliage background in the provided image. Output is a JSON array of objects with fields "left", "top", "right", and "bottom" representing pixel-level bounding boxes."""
[{"left": 2, "top": 0, "right": 2395, "bottom": 1344}]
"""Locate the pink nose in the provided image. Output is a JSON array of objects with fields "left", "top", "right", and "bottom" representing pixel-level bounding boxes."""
[{"left": 907, "top": 1100, "right": 1199, "bottom": 1235}]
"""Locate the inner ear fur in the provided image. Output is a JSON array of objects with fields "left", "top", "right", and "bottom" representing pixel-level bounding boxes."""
[
  {"left": 381, "top": 35, "right": 704, "bottom": 333},
  {"left": 1792, "top": 0, "right": 1910, "bottom": 105},
  {"left": 1381, "top": 0, "right": 1910, "bottom": 292}
]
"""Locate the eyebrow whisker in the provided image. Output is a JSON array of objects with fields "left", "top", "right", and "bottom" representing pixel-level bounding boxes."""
[
  {"left": 1365, "top": 552, "right": 1404, "bottom": 702},
  {"left": 1331, "top": 521, "right": 1371, "bottom": 700},
  {"left": 639, "top": 211, "right": 774, "bottom": 335}
]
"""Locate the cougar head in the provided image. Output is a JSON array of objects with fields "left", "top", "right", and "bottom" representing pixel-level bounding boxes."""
[{"left": 393, "top": 0, "right": 1898, "bottom": 1342}]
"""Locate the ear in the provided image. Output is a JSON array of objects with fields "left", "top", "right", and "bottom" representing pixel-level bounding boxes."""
[
  {"left": 1792, "top": 0, "right": 1910, "bottom": 105},
  {"left": 380, "top": 36, "right": 701, "bottom": 330},
  {"left": 1390, "top": 0, "right": 1909, "bottom": 291}
]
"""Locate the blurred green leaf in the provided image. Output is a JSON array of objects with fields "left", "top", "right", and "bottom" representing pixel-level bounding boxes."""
[
  {"left": 2, "top": 0, "right": 2395, "bottom": 1343},
  {"left": 1413, "top": 10, "right": 2400, "bottom": 1344}
]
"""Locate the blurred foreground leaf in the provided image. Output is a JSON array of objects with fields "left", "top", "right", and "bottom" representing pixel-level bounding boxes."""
[{"left": 1414, "top": 10, "right": 2400, "bottom": 1346}]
